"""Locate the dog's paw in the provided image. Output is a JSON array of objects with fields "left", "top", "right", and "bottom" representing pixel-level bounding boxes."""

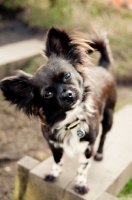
[
  {"left": 94, "top": 153, "right": 103, "bottom": 161},
  {"left": 74, "top": 185, "right": 89, "bottom": 195},
  {"left": 44, "top": 174, "right": 56, "bottom": 182}
]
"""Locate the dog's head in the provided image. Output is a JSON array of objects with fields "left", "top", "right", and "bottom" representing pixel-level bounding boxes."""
[{"left": 0, "top": 27, "right": 93, "bottom": 126}]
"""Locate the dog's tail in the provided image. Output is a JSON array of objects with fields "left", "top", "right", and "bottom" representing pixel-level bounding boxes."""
[{"left": 88, "top": 31, "right": 113, "bottom": 69}]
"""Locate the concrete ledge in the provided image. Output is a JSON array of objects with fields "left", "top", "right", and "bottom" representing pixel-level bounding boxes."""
[
  {"left": 14, "top": 156, "right": 40, "bottom": 200},
  {"left": 97, "top": 192, "right": 118, "bottom": 200},
  {"left": 17, "top": 156, "right": 119, "bottom": 200},
  {"left": 0, "top": 39, "right": 42, "bottom": 66},
  {"left": 26, "top": 156, "right": 84, "bottom": 200},
  {"left": 107, "top": 159, "right": 132, "bottom": 196},
  {"left": 0, "top": 39, "right": 42, "bottom": 79}
]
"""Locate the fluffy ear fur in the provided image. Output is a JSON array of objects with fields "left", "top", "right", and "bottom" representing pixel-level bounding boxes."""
[
  {"left": 45, "top": 27, "right": 94, "bottom": 67},
  {"left": 0, "top": 71, "right": 34, "bottom": 115},
  {"left": 45, "top": 27, "right": 70, "bottom": 57}
]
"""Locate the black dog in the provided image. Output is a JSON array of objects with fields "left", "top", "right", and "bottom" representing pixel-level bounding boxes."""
[{"left": 0, "top": 27, "right": 117, "bottom": 195}]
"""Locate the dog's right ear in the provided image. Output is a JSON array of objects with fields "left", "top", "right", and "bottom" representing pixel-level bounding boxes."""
[
  {"left": 45, "top": 27, "right": 70, "bottom": 57},
  {"left": 0, "top": 71, "right": 34, "bottom": 115},
  {"left": 45, "top": 27, "right": 94, "bottom": 68}
]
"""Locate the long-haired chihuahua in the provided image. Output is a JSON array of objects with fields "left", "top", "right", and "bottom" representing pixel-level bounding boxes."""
[{"left": 0, "top": 27, "right": 117, "bottom": 195}]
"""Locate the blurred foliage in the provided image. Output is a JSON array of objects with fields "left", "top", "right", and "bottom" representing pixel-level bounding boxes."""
[
  {"left": 0, "top": 0, "right": 132, "bottom": 80},
  {"left": 115, "top": 97, "right": 132, "bottom": 112},
  {"left": 0, "top": 0, "right": 31, "bottom": 8},
  {"left": 118, "top": 177, "right": 132, "bottom": 198},
  {"left": 0, "top": 0, "right": 72, "bottom": 28},
  {"left": 23, "top": 1, "right": 72, "bottom": 28},
  {"left": 23, "top": 56, "right": 46, "bottom": 74}
]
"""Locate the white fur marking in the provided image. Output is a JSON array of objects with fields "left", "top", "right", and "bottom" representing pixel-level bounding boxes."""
[
  {"left": 52, "top": 100, "right": 95, "bottom": 157},
  {"left": 55, "top": 105, "right": 81, "bottom": 130},
  {"left": 71, "top": 99, "right": 80, "bottom": 108},
  {"left": 75, "top": 154, "right": 91, "bottom": 187},
  {"left": 49, "top": 98, "right": 95, "bottom": 179},
  {"left": 48, "top": 159, "right": 63, "bottom": 178}
]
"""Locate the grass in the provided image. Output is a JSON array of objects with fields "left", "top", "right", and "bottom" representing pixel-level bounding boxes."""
[
  {"left": 10, "top": 192, "right": 15, "bottom": 200},
  {"left": 118, "top": 177, "right": 132, "bottom": 198},
  {"left": 23, "top": 1, "right": 72, "bottom": 28},
  {"left": 115, "top": 98, "right": 132, "bottom": 112},
  {"left": 23, "top": 55, "right": 47, "bottom": 74}
]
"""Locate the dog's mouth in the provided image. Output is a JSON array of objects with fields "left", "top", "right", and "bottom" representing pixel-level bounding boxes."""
[
  {"left": 64, "top": 97, "right": 80, "bottom": 106},
  {"left": 62, "top": 96, "right": 74, "bottom": 104},
  {"left": 59, "top": 97, "right": 80, "bottom": 111},
  {"left": 58, "top": 88, "right": 81, "bottom": 110}
]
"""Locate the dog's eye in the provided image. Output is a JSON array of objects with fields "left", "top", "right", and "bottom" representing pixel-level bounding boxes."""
[
  {"left": 64, "top": 72, "right": 71, "bottom": 80},
  {"left": 44, "top": 91, "right": 53, "bottom": 99}
]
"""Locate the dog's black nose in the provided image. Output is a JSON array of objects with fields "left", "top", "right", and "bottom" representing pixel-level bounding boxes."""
[{"left": 62, "top": 90, "right": 73, "bottom": 98}]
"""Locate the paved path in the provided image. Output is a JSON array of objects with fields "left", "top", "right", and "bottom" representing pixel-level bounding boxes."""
[
  {"left": 0, "top": 38, "right": 43, "bottom": 79},
  {"left": 0, "top": 39, "right": 42, "bottom": 66}
]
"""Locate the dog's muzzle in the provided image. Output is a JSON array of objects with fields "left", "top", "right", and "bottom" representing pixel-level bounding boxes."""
[
  {"left": 58, "top": 88, "right": 80, "bottom": 110},
  {"left": 62, "top": 90, "right": 73, "bottom": 101},
  {"left": 61, "top": 89, "right": 77, "bottom": 108}
]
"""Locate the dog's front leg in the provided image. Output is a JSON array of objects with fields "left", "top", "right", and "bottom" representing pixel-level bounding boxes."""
[
  {"left": 74, "top": 148, "right": 92, "bottom": 195},
  {"left": 45, "top": 144, "right": 63, "bottom": 182}
]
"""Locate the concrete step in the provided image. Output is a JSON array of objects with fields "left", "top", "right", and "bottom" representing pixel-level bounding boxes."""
[
  {"left": 0, "top": 39, "right": 43, "bottom": 79},
  {"left": 15, "top": 105, "right": 132, "bottom": 200},
  {"left": 97, "top": 192, "right": 118, "bottom": 200}
]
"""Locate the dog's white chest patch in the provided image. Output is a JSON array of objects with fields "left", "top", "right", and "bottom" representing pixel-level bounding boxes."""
[
  {"left": 50, "top": 127, "right": 89, "bottom": 158},
  {"left": 51, "top": 104, "right": 91, "bottom": 157},
  {"left": 63, "top": 128, "right": 88, "bottom": 157}
]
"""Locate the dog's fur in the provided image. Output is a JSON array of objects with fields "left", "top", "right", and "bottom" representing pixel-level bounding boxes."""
[{"left": 0, "top": 27, "right": 117, "bottom": 195}]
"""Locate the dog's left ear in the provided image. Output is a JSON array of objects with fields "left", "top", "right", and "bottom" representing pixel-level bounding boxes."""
[
  {"left": 45, "top": 27, "right": 70, "bottom": 57},
  {"left": 0, "top": 71, "right": 34, "bottom": 115}
]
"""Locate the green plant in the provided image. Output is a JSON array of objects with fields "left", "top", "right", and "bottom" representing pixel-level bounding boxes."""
[
  {"left": 23, "top": 56, "right": 46, "bottom": 74},
  {"left": 23, "top": 0, "right": 72, "bottom": 28},
  {"left": 115, "top": 98, "right": 132, "bottom": 112},
  {"left": 118, "top": 177, "right": 132, "bottom": 198}
]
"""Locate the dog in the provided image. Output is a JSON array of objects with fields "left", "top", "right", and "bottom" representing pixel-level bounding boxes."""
[{"left": 0, "top": 27, "right": 117, "bottom": 195}]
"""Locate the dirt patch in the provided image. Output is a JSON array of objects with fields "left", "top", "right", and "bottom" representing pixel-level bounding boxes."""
[{"left": 0, "top": 98, "right": 51, "bottom": 200}]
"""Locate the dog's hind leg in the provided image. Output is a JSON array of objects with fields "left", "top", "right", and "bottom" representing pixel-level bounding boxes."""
[
  {"left": 44, "top": 145, "right": 63, "bottom": 182},
  {"left": 94, "top": 108, "right": 113, "bottom": 161},
  {"left": 74, "top": 148, "right": 92, "bottom": 195}
]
